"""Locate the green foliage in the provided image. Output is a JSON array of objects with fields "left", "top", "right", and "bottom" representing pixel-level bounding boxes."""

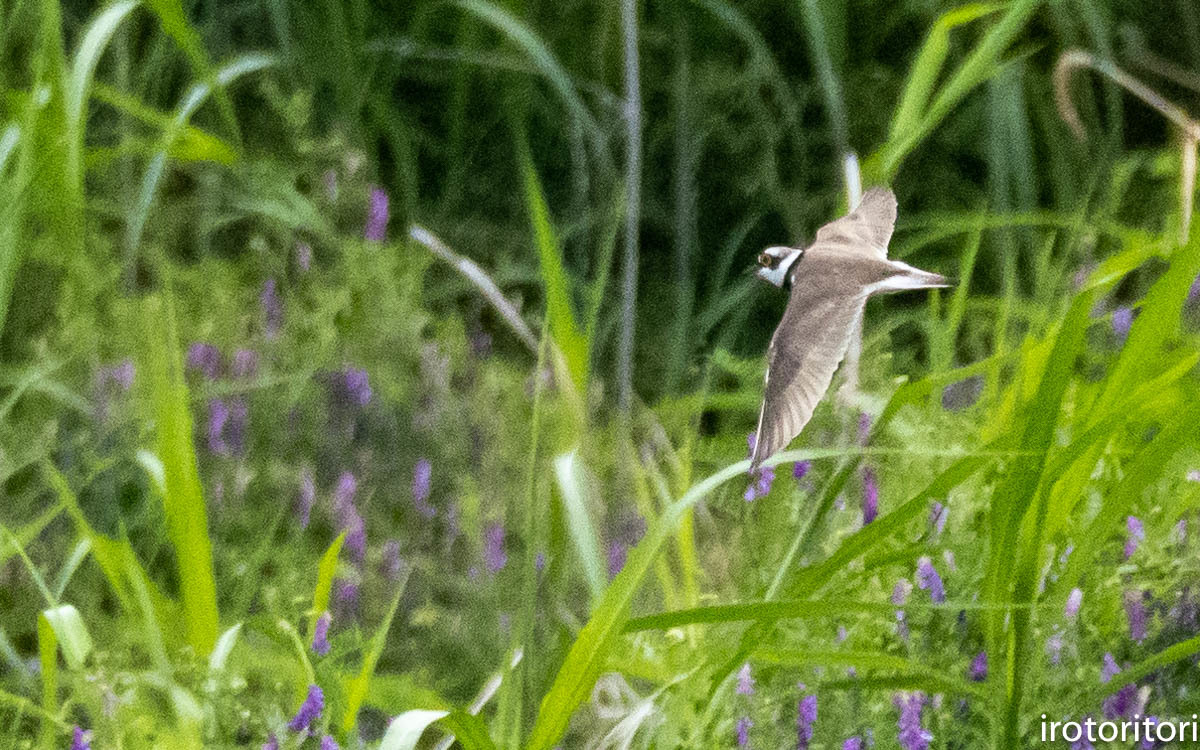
[{"left": 2, "top": 0, "right": 1200, "bottom": 748}]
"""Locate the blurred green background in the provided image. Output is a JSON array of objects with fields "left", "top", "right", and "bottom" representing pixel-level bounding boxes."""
[{"left": 2, "top": 0, "right": 1200, "bottom": 748}]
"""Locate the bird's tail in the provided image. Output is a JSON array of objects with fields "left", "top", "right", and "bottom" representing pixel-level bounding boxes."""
[{"left": 878, "top": 261, "right": 952, "bottom": 292}]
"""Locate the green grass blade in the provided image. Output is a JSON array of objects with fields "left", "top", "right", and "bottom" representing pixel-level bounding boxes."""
[
  {"left": 141, "top": 293, "right": 219, "bottom": 656},
  {"left": 887, "top": 4, "right": 1003, "bottom": 146},
  {"left": 516, "top": 138, "right": 589, "bottom": 393},
  {"left": 553, "top": 450, "right": 606, "bottom": 602},
  {"left": 125, "top": 53, "right": 275, "bottom": 279},
  {"left": 311, "top": 530, "right": 346, "bottom": 635},
  {"left": 36, "top": 613, "right": 57, "bottom": 749},
  {"left": 378, "top": 709, "right": 450, "bottom": 750},
  {"left": 40, "top": 605, "right": 92, "bottom": 671},
  {"left": 141, "top": 0, "right": 242, "bottom": 145},
  {"left": 868, "top": 0, "right": 1040, "bottom": 179},
  {"left": 755, "top": 647, "right": 990, "bottom": 701},
  {"left": 64, "top": 0, "right": 139, "bottom": 193},
  {"left": 342, "top": 583, "right": 408, "bottom": 734},
  {"left": 526, "top": 459, "right": 751, "bottom": 750},
  {"left": 453, "top": 0, "right": 605, "bottom": 157}
]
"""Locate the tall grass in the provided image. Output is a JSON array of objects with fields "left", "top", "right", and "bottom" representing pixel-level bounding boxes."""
[{"left": 2, "top": 0, "right": 1200, "bottom": 747}]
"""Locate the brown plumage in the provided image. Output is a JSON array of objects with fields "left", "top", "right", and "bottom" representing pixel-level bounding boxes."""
[{"left": 749, "top": 188, "right": 947, "bottom": 470}]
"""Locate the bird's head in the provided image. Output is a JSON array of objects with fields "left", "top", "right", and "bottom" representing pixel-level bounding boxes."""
[{"left": 755, "top": 246, "right": 804, "bottom": 288}]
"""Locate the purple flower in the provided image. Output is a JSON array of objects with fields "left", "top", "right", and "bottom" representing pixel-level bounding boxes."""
[
  {"left": 1101, "top": 653, "right": 1121, "bottom": 683},
  {"left": 381, "top": 539, "right": 404, "bottom": 581},
  {"left": 311, "top": 612, "right": 331, "bottom": 656},
  {"left": 916, "top": 556, "right": 945, "bottom": 604},
  {"left": 844, "top": 739, "right": 864, "bottom": 750},
  {"left": 364, "top": 186, "right": 389, "bottom": 241},
  {"left": 484, "top": 522, "right": 507, "bottom": 573},
  {"left": 296, "top": 242, "right": 313, "bottom": 271},
  {"left": 895, "top": 692, "right": 932, "bottom": 750},
  {"left": 343, "top": 367, "right": 371, "bottom": 406},
  {"left": 1065, "top": 588, "right": 1083, "bottom": 620},
  {"left": 746, "top": 431, "right": 757, "bottom": 456},
  {"left": 612, "top": 513, "right": 645, "bottom": 556},
  {"left": 186, "top": 342, "right": 222, "bottom": 379},
  {"left": 71, "top": 727, "right": 92, "bottom": 750},
  {"left": 319, "top": 736, "right": 339, "bottom": 750},
  {"left": 99, "top": 359, "right": 135, "bottom": 391},
  {"left": 793, "top": 461, "right": 810, "bottom": 480},
  {"left": 344, "top": 512, "right": 366, "bottom": 565},
  {"left": 941, "top": 376, "right": 982, "bottom": 411},
  {"left": 535, "top": 551, "right": 546, "bottom": 572},
  {"left": 891, "top": 579, "right": 912, "bottom": 606},
  {"left": 1112, "top": 306, "right": 1133, "bottom": 340},
  {"left": 929, "top": 502, "right": 947, "bottom": 536},
  {"left": 797, "top": 693, "right": 818, "bottom": 748},
  {"left": 286, "top": 684, "right": 324, "bottom": 733},
  {"left": 1125, "top": 589, "right": 1147, "bottom": 643},
  {"left": 1124, "top": 516, "right": 1144, "bottom": 560},
  {"left": 296, "top": 469, "right": 316, "bottom": 529},
  {"left": 332, "top": 471, "right": 357, "bottom": 519},
  {"left": 968, "top": 651, "right": 987, "bottom": 682},
  {"left": 735, "top": 716, "right": 752, "bottom": 748},
  {"left": 412, "top": 459, "right": 435, "bottom": 518},
  {"left": 861, "top": 468, "right": 878, "bottom": 525},
  {"left": 1046, "top": 629, "right": 1064, "bottom": 665},
  {"left": 232, "top": 349, "right": 259, "bottom": 379},
  {"left": 1103, "top": 683, "right": 1138, "bottom": 719},
  {"left": 1140, "top": 717, "right": 1160, "bottom": 749},
  {"left": 227, "top": 398, "right": 248, "bottom": 455},
  {"left": 736, "top": 662, "right": 755, "bottom": 696},
  {"left": 207, "top": 399, "right": 231, "bottom": 455},
  {"left": 744, "top": 465, "right": 775, "bottom": 502},
  {"left": 261, "top": 279, "right": 283, "bottom": 339},
  {"left": 606, "top": 541, "right": 627, "bottom": 578},
  {"left": 333, "top": 579, "right": 359, "bottom": 618},
  {"left": 858, "top": 412, "right": 872, "bottom": 444},
  {"left": 262, "top": 733, "right": 279, "bottom": 750}
]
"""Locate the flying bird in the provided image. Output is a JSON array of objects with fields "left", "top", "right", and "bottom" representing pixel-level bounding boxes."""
[{"left": 749, "top": 187, "right": 948, "bottom": 470}]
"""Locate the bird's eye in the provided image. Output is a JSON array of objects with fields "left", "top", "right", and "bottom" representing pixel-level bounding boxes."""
[{"left": 757, "top": 253, "right": 778, "bottom": 269}]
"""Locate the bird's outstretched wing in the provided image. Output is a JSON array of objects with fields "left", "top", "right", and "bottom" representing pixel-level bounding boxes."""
[
  {"left": 748, "top": 187, "right": 898, "bottom": 470},
  {"left": 812, "top": 187, "right": 897, "bottom": 259},
  {"left": 749, "top": 286, "right": 867, "bottom": 469}
]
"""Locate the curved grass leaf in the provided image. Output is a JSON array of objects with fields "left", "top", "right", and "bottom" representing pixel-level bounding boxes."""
[
  {"left": 868, "top": 0, "right": 1040, "bottom": 179},
  {"left": 888, "top": 4, "right": 1003, "bottom": 146},
  {"left": 378, "top": 709, "right": 450, "bottom": 750},
  {"left": 755, "top": 647, "right": 989, "bottom": 701},
  {"left": 454, "top": 0, "right": 605, "bottom": 157},
  {"left": 553, "top": 450, "right": 605, "bottom": 602},
  {"left": 40, "top": 604, "right": 93, "bottom": 670},
  {"left": 208, "top": 623, "right": 242, "bottom": 674},
  {"left": 65, "top": 0, "right": 139, "bottom": 192},
  {"left": 526, "top": 459, "right": 752, "bottom": 750},
  {"left": 125, "top": 53, "right": 275, "bottom": 269},
  {"left": 517, "top": 138, "right": 589, "bottom": 393}
]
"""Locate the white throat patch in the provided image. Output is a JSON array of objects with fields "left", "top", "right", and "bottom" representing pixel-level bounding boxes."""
[{"left": 756, "top": 247, "right": 804, "bottom": 287}]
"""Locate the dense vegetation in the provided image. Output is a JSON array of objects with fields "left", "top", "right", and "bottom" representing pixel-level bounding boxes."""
[{"left": 2, "top": 0, "right": 1200, "bottom": 747}]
